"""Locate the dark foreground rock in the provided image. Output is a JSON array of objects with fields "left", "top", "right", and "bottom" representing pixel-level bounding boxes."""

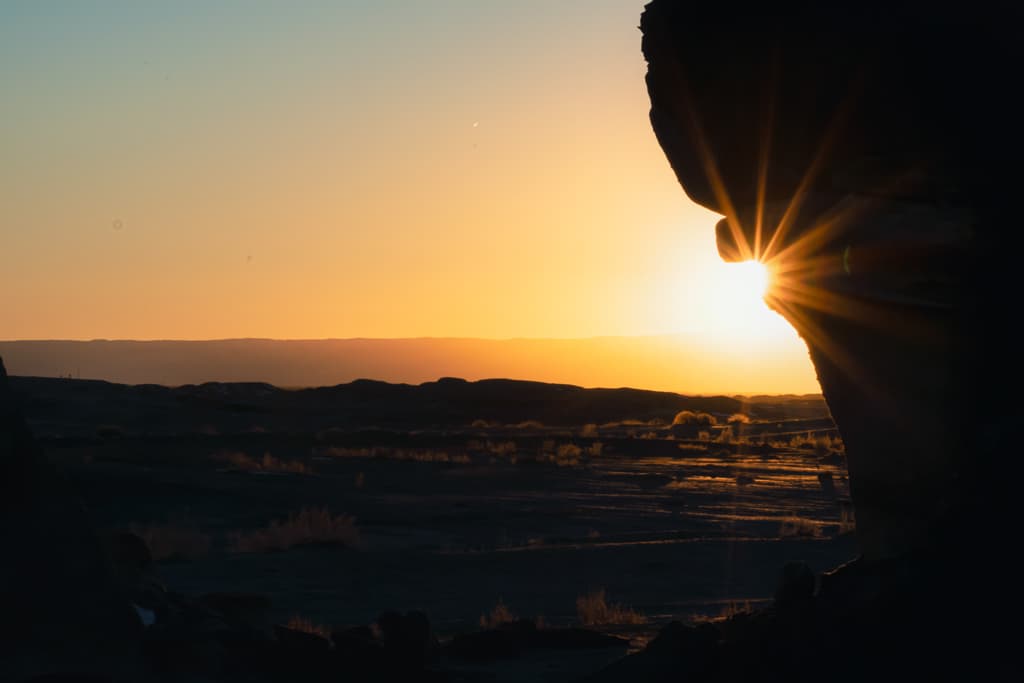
[{"left": 0, "top": 357, "right": 145, "bottom": 681}]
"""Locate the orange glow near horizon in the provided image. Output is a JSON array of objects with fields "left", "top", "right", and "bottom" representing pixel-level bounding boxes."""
[{"left": 0, "top": 1, "right": 820, "bottom": 395}]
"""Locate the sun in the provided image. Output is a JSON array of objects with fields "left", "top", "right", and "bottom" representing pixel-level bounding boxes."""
[
  {"left": 677, "top": 256, "right": 794, "bottom": 344},
  {"left": 730, "top": 259, "right": 771, "bottom": 299}
]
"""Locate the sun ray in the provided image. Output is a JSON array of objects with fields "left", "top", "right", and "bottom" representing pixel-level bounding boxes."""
[
  {"left": 768, "top": 297, "right": 879, "bottom": 401},
  {"left": 761, "top": 71, "right": 867, "bottom": 264},
  {"left": 753, "top": 50, "right": 780, "bottom": 262}
]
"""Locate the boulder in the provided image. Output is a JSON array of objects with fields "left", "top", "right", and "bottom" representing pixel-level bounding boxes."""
[
  {"left": 639, "top": 0, "right": 1013, "bottom": 674},
  {"left": 641, "top": 0, "right": 1013, "bottom": 577}
]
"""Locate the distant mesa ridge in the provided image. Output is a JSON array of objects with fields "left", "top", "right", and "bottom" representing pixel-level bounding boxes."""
[
  {"left": 7, "top": 372, "right": 826, "bottom": 437},
  {"left": 0, "top": 337, "right": 818, "bottom": 396}
]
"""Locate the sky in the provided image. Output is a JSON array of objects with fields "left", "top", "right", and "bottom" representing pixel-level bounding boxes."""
[{"left": 0, "top": 1, "right": 818, "bottom": 393}]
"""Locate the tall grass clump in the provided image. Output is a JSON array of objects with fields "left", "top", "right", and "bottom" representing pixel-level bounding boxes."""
[
  {"left": 576, "top": 589, "right": 647, "bottom": 625},
  {"left": 285, "top": 615, "right": 331, "bottom": 639},
  {"left": 230, "top": 507, "right": 360, "bottom": 553},
  {"left": 479, "top": 599, "right": 517, "bottom": 629}
]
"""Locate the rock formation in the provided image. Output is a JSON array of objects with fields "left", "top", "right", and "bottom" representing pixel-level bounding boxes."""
[{"left": 631, "top": 0, "right": 1018, "bottom": 677}]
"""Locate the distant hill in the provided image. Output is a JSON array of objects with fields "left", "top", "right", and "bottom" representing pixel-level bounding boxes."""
[
  {"left": 0, "top": 337, "right": 818, "bottom": 396},
  {"left": 6, "top": 375, "right": 827, "bottom": 438}
]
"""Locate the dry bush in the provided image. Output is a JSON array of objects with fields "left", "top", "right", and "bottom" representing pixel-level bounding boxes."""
[
  {"left": 580, "top": 423, "right": 599, "bottom": 438},
  {"left": 576, "top": 589, "right": 647, "bottom": 626},
  {"left": 779, "top": 517, "right": 821, "bottom": 538},
  {"left": 230, "top": 507, "right": 360, "bottom": 553},
  {"left": 727, "top": 413, "right": 752, "bottom": 425},
  {"left": 489, "top": 441, "right": 517, "bottom": 457},
  {"left": 672, "top": 410, "right": 717, "bottom": 426},
  {"left": 556, "top": 443, "right": 582, "bottom": 459},
  {"left": 536, "top": 442, "right": 584, "bottom": 467},
  {"left": 479, "top": 599, "right": 516, "bottom": 629},
  {"left": 214, "top": 451, "right": 311, "bottom": 475},
  {"left": 715, "top": 426, "right": 734, "bottom": 443},
  {"left": 586, "top": 441, "right": 604, "bottom": 457},
  {"left": 511, "top": 420, "right": 545, "bottom": 430},
  {"left": 286, "top": 615, "right": 331, "bottom": 639},
  {"left": 130, "top": 521, "right": 211, "bottom": 562},
  {"left": 677, "top": 443, "right": 708, "bottom": 453}
]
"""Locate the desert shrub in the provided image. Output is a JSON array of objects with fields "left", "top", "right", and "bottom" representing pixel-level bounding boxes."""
[
  {"left": 580, "top": 423, "right": 599, "bottom": 438},
  {"left": 130, "top": 521, "right": 211, "bottom": 562},
  {"left": 479, "top": 599, "right": 516, "bottom": 629},
  {"left": 586, "top": 441, "right": 604, "bottom": 457},
  {"left": 554, "top": 443, "right": 582, "bottom": 466},
  {"left": 677, "top": 443, "right": 708, "bottom": 453},
  {"left": 779, "top": 517, "right": 821, "bottom": 538},
  {"left": 286, "top": 615, "right": 331, "bottom": 639},
  {"left": 511, "top": 420, "right": 545, "bottom": 430},
  {"left": 214, "top": 451, "right": 311, "bottom": 474},
  {"left": 576, "top": 589, "right": 646, "bottom": 625},
  {"left": 556, "top": 443, "right": 582, "bottom": 459},
  {"left": 727, "top": 413, "right": 751, "bottom": 425},
  {"left": 672, "top": 410, "right": 717, "bottom": 427},
  {"left": 230, "top": 507, "right": 360, "bottom": 553},
  {"left": 489, "top": 441, "right": 517, "bottom": 457}
]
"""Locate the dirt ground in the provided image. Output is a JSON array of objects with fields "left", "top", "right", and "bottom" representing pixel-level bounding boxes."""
[{"left": 48, "top": 428, "right": 856, "bottom": 642}]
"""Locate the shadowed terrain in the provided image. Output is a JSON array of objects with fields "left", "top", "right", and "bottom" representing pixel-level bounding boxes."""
[{"left": 4, "top": 369, "right": 854, "bottom": 681}]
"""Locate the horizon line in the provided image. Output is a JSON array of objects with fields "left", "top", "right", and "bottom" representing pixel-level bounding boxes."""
[
  {"left": 9, "top": 372, "right": 822, "bottom": 399},
  {"left": 1, "top": 334, "right": 708, "bottom": 344}
]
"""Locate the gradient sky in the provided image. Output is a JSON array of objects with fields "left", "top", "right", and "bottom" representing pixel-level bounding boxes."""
[{"left": 1, "top": 1, "right": 818, "bottom": 393}]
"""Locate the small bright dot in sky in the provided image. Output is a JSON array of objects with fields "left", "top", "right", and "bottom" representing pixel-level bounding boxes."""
[{"left": 472, "top": 121, "right": 479, "bottom": 127}]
